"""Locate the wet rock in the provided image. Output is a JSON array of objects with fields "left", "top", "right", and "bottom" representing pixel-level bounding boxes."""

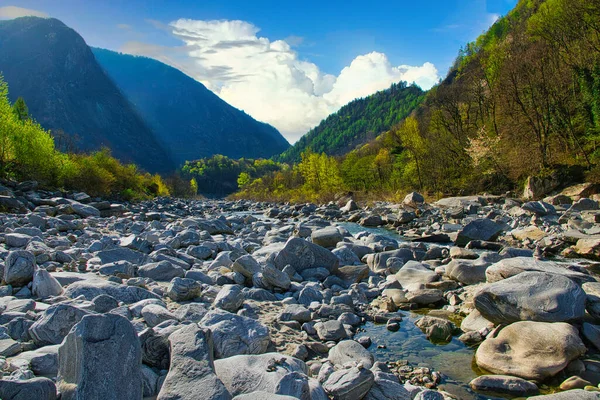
[
  {"left": 415, "top": 316, "right": 456, "bottom": 342},
  {"left": 474, "top": 271, "right": 586, "bottom": 324},
  {"left": 57, "top": 314, "right": 142, "bottom": 400},
  {"left": 157, "top": 323, "right": 231, "bottom": 400},
  {"left": 469, "top": 375, "right": 539, "bottom": 398},
  {"left": 475, "top": 321, "right": 586, "bottom": 380}
]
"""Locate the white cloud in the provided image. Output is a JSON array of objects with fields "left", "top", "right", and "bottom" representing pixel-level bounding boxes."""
[
  {"left": 0, "top": 6, "right": 48, "bottom": 19},
  {"left": 123, "top": 19, "right": 439, "bottom": 143}
]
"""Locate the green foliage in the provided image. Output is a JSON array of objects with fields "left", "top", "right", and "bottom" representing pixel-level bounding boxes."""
[
  {"left": 279, "top": 82, "right": 425, "bottom": 162},
  {"left": 0, "top": 74, "right": 173, "bottom": 199},
  {"left": 182, "top": 154, "right": 284, "bottom": 195},
  {"left": 12, "top": 97, "right": 29, "bottom": 121}
]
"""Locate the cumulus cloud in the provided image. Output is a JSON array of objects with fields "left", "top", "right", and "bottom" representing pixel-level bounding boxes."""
[
  {"left": 0, "top": 6, "right": 48, "bottom": 19},
  {"left": 123, "top": 19, "right": 439, "bottom": 142}
]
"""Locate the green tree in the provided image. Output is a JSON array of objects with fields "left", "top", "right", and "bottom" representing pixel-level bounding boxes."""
[{"left": 12, "top": 97, "right": 29, "bottom": 121}]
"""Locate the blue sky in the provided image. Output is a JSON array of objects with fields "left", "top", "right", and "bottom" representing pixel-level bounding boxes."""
[{"left": 0, "top": 0, "right": 518, "bottom": 142}]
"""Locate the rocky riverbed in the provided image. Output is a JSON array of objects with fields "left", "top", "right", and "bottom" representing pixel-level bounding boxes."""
[{"left": 2, "top": 181, "right": 600, "bottom": 399}]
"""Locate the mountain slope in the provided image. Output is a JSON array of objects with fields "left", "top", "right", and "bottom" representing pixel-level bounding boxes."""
[
  {"left": 279, "top": 82, "right": 425, "bottom": 163},
  {"left": 0, "top": 17, "right": 174, "bottom": 173},
  {"left": 92, "top": 48, "right": 290, "bottom": 167}
]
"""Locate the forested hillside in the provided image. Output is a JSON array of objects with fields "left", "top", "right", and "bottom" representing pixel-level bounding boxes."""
[
  {"left": 279, "top": 82, "right": 425, "bottom": 162},
  {"left": 235, "top": 0, "right": 600, "bottom": 201}
]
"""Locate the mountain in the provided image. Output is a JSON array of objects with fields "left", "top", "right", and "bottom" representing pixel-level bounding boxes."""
[
  {"left": 279, "top": 82, "right": 425, "bottom": 163},
  {"left": 92, "top": 48, "right": 290, "bottom": 167},
  {"left": 0, "top": 17, "right": 174, "bottom": 173}
]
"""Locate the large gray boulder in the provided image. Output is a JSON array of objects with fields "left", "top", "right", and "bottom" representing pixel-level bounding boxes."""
[
  {"left": 64, "top": 279, "right": 160, "bottom": 304},
  {"left": 474, "top": 272, "right": 586, "bottom": 324},
  {"left": 214, "top": 353, "right": 308, "bottom": 398},
  {"left": 167, "top": 277, "right": 202, "bottom": 302},
  {"left": 138, "top": 261, "right": 185, "bottom": 281},
  {"left": 485, "top": 257, "right": 594, "bottom": 285},
  {"left": 94, "top": 247, "right": 148, "bottom": 265},
  {"left": 157, "top": 324, "right": 231, "bottom": 400},
  {"left": 328, "top": 340, "right": 374, "bottom": 369},
  {"left": 475, "top": 321, "right": 586, "bottom": 380},
  {"left": 58, "top": 314, "right": 142, "bottom": 400},
  {"left": 0, "top": 377, "right": 57, "bottom": 400},
  {"left": 11, "top": 344, "right": 60, "bottom": 376},
  {"left": 311, "top": 227, "right": 343, "bottom": 249},
  {"left": 200, "top": 309, "right": 270, "bottom": 359},
  {"left": 30, "top": 304, "right": 90, "bottom": 345},
  {"left": 32, "top": 268, "right": 63, "bottom": 298},
  {"left": 455, "top": 219, "right": 503, "bottom": 247},
  {"left": 4, "top": 250, "right": 35, "bottom": 286},
  {"left": 365, "top": 249, "right": 413, "bottom": 274},
  {"left": 274, "top": 238, "right": 339, "bottom": 273},
  {"left": 213, "top": 285, "right": 244, "bottom": 312},
  {"left": 394, "top": 261, "right": 438, "bottom": 291},
  {"left": 322, "top": 366, "right": 374, "bottom": 400},
  {"left": 232, "top": 255, "right": 262, "bottom": 279}
]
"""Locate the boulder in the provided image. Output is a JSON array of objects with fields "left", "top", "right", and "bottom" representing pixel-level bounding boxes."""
[
  {"left": 445, "top": 259, "right": 488, "bottom": 285},
  {"left": 141, "top": 304, "right": 179, "bottom": 327},
  {"left": 157, "top": 324, "right": 231, "bottom": 400},
  {"left": 475, "top": 321, "right": 586, "bottom": 380},
  {"left": 0, "top": 378, "right": 57, "bottom": 400},
  {"left": 415, "top": 316, "right": 456, "bottom": 342},
  {"left": 30, "top": 304, "right": 90, "bottom": 345},
  {"left": 312, "top": 227, "right": 343, "bottom": 249},
  {"left": 474, "top": 272, "right": 586, "bottom": 324},
  {"left": 314, "top": 320, "right": 347, "bottom": 341},
  {"left": 322, "top": 366, "right": 374, "bottom": 400},
  {"left": 58, "top": 314, "right": 142, "bottom": 400},
  {"left": 274, "top": 238, "right": 339, "bottom": 273},
  {"left": 32, "top": 267, "right": 63, "bottom": 298},
  {"left": 200, "top": 309, "right": 270, "bottom": 359},
  {"left": 403, "top": 192, "right": 425, "bottom": 208},
  {"left": 394, "top": 261, "right": 438, "bottom": 291},
  {"left": 328, "top": 340, "right": 374, "bottom": 369},
  {"left": 469, "top": 375, "right": 539, "bottom": 398},
  {"left": 232, "top": 255, "right": 262, "bottom": 279},
  {"left": 455, "top": 219, "right": 503, "bottom": 247},
  {"left": 64, "top": 279, "right": 160, "bottom": 304},
  {"left": 4, "top": 250, "right": 35, "bottom": 286},
  {"left": 214, "top": 353, "right": 308, "bottom": 397},
  {"left": 365, "top": 249, "right": 413, "bottom": 274},
  {"left": 167, "top": 277, "right": 202, "bottom": 302},
  {"left": 139, "top": 261, "right": 185, "bottom": 281},
  {"left": 572, "top": 238, "right": 600, "bottom": 260},
  {"left": 262, "top": 264, "right": 291, "bottom": 290},
  {"left": 485, "top": 257, "right": 594, "bottom": 285},
  {"left": 213, "top": 285, "right": 244, "bottom": 312},
  {"left": 583, "top": 282, "right": 600, "bottom": 320}
]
